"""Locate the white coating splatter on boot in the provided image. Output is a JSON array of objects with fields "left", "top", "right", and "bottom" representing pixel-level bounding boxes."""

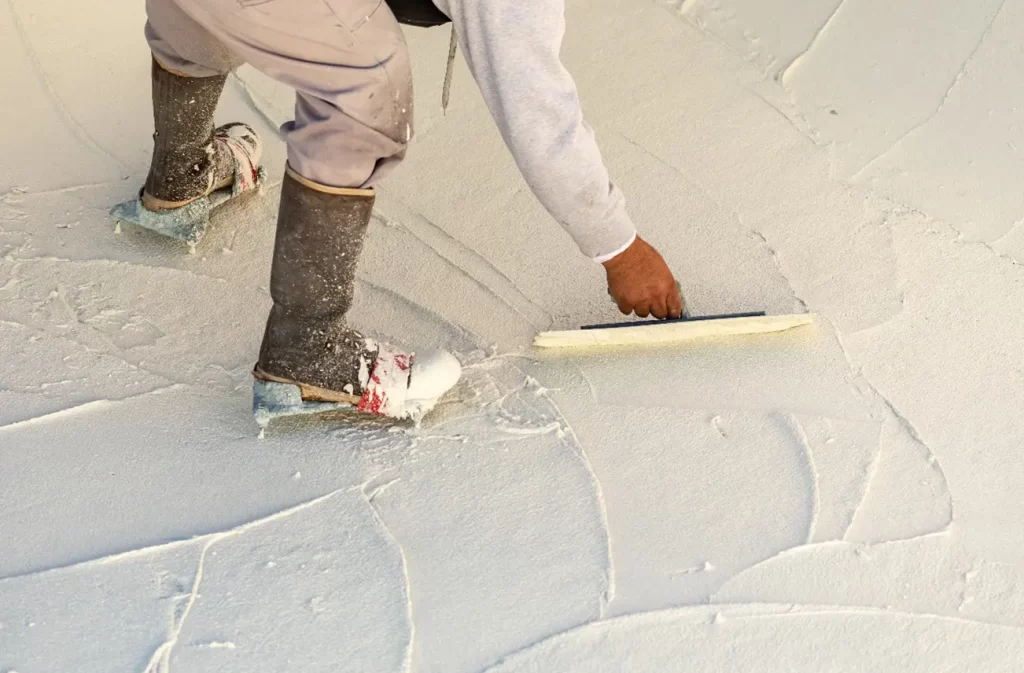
[
  {"left": 358, "top": 353, "right": 371, "bottom": 389},
  {"left": 357, "top": 344, "right": 412, "bottom": 417}
]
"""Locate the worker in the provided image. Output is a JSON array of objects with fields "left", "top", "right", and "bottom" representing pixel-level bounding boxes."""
[{"left": 129, "top": 0, "right": 684, "bottom": 421}]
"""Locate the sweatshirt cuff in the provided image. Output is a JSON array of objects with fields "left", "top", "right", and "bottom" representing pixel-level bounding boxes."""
[{"left": 592, "top": 231, "right": 637, "bottom": 264}]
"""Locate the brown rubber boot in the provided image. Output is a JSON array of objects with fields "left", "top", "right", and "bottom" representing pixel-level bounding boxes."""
[
  {"left": 143, "top": 57, "right": 231, "bottom": 209},
  {"left": 255, "top": 167, "right": 377, "bottom": 401}
]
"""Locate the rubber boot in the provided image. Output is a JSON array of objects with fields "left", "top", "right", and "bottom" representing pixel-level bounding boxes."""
[
  {"left": 144, "top": 57, "right": 231, "bottom": 208},
  {"left": 253, "top": 167, "right": 461, "bottom": 424},
  {"left": 256, "top": 168, "right": 377, "bottom": 396},
  {"left": 111, "top": 57, "right": 264, "bottom": 243}
]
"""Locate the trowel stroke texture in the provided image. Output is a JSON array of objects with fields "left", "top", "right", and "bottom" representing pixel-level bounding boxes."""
[{"left": 1, "top": 0, "right": 1022, "bottom": 671}]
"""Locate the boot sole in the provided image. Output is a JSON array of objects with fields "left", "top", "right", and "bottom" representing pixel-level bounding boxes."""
[
  {"left": 110, "top": 171, "right": 264, "bottom": 245},
  {"left": 253, "top": 367, "right": 362, "bottom": 405},
  {"left": 252, "top": 379, "right": 356, "bottom": 431}
]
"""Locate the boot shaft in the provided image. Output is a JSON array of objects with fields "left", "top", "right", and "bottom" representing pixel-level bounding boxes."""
[
  {"left": 267, "top": 168, "right": 375, "bottom": 322},
  {"left": 258, "top": 169, "right": 376, "bottom": 394},
  {"left": 144, "top": 58, "right": 227, "bottom": 204}
]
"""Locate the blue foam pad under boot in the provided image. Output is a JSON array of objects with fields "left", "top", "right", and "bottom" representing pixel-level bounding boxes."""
[
  {"left": 111, "top": 166, "right": 266, "bottom": 244},
  {"left": 252, "top": 379, "right": 353, "bottom": 430}
]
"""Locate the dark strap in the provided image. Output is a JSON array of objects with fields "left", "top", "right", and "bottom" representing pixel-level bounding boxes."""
[
  {"left": 580, "top": 312, "right": 767, "bottom": 331},
  {"left": 385, "top": 0, "right": 451, "bottom": 26}
]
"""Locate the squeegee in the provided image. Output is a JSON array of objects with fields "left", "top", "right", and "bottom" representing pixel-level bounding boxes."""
[{"left": 534, "top": 311, "right": 815, "bottom": 349}]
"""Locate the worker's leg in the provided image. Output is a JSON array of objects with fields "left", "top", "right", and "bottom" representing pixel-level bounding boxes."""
[
  {"left": 145, "top": 0, "right": 244, "bottom": 77},
  {"left": 166, "top": 0, "right": 413, "bottom": 189},
  {"left": 142, "top": 0, "right": 258, "bottom": 210},
  {"left": 155, "top": 0, "right": 454, "bottom": 417}
]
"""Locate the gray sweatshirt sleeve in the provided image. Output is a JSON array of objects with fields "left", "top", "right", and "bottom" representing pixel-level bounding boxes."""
[{"left": 433, "top": 0, "right": 637, "bottom": 261}]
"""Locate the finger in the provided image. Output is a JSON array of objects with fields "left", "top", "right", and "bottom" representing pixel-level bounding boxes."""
[
  {"left": 651, "top": 296, "right": 669, "bottom": 320},
  {"left": 634, "top": 302, "right": 652, "bottom": 318},
  {"left": 667, "top": 285, "right": 684, "bottom": 319},
  {"left": 616, "top": 298, "right": 633, "bottom": 315}
]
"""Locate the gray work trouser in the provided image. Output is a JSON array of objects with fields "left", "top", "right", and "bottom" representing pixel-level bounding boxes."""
[{"left": 145, "top": 0, "right": 413, "bottom": 189}]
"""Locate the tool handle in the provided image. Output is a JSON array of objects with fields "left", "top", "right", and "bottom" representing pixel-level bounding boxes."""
[{"left": 580, "top": 311, "right": 767, "bottom": 331}]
